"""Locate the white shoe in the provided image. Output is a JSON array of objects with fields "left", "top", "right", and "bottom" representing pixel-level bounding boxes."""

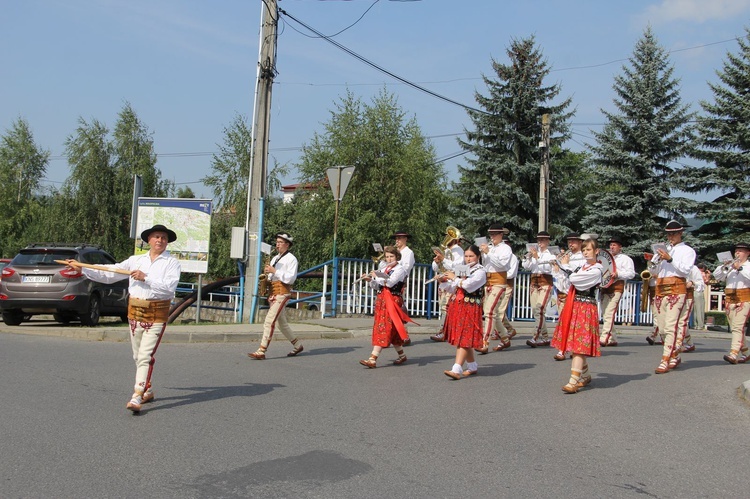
[{"left": 126, "top": 394, "right": 143, "bottom": 412}]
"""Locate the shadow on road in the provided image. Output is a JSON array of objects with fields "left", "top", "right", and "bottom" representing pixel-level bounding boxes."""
[
  {"left": 593, "top": 371, "right": 651, "bottom": 389},
  {"left": 143, "top": 383, "right": 284, "bottom": 413}
]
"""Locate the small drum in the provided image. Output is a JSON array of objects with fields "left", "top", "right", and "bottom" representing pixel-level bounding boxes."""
[{"left": 596, "top": 248, "right": 617, "bottom": 289}]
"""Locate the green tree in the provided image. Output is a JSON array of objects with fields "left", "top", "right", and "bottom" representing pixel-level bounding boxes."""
[
  {"left": 282, "top": 88, "right": 450, "bottom": 270},
  {"left": 111, "top": 102, "right": 170, "bottom": 257},
  {"left": 63, "top": 117, "right": 119, "bottom": 251},
  {"left": 452, "top": 35, "right": 575, "bottom": 245},
  {"left": 673, "top": 27, "right": 750, "bottom": 257},
  {"left": 0, "top": 118, "right": 50, "bottom": 256},
  {"left": 176, "top": 186, "right": 196, "bottom": 198},
  {"left": 582, "top": 27, "right": 695, "bottom": 256}
]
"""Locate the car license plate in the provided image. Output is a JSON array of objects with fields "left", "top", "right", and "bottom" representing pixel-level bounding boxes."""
[{"left": 22, "top": 275, "right": 51, "bottom": 283}]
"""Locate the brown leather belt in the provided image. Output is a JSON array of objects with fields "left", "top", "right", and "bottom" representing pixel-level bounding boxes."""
[
  {"left": 507, "top": 277, "right": 515, "bottom": 288},
  {"left": 725, "top": 288, "right": 750, "bottom": 304},
  {"left": 486, "top": 271, "right": 508, "bottom": 286},
  {"left": 128, "top": 298, "right": 171, "bottom": 323},
  {"left": 602, "top": 280, "right": 625, "bottom": 294},
  {"left": 656, "top": 277, "right": 687, "bottom": 297},
  {"left": 531, "top": 274, "right": 553, "bottom": 287}
]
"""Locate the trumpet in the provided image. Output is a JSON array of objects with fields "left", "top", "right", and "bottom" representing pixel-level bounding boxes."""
[{"left": 722, "top": 258, "right": 741, "bottom": 272}]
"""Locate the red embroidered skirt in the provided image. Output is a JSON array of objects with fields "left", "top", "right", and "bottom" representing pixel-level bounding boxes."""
[
  {"left": 444, "top": 289, "right": 483, "bottom": 349},
  {"left": 551, "top": 299, "right": 601, "bottom": 357},
  {"left": 371, "top": 289, "right": 405, "bottom": 347}
]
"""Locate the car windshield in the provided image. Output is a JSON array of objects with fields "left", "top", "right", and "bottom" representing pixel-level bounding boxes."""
[{"left": 12, "top": 249, "right": 79, "bottom": 266}]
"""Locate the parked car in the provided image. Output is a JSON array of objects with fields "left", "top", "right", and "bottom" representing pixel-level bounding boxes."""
[
  {"left": 0, "top": 243, "right": 129, "bottom": 326},
  {"left": 0, "top": 258, "right": 11, "bottom": 280}
]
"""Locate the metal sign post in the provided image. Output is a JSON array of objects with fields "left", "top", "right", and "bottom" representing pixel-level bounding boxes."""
[{"left": 326, "top": 165, "right": 355, "bottom": 316}]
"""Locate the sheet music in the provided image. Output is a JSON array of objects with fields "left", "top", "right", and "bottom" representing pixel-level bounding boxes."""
[
  {"left": 717, "top": 251, "right": 733, "bottom": 263},
  {"left": 260, "top": 242, "right": 272, "bottom": 255},
  {"left": 475, "top": 237, "right": 488, "bottom": 246},
  {"left": 372, "top": 243, "right": 383, "bottom": 253}
]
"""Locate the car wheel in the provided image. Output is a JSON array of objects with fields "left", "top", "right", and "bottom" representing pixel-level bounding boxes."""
[
  {"left": 2, "top": 310, "right": 24, "bottom": 326},
  {"left": 80, "top": 294, "right": 101, "bottom": 327},
  {"left": 53, "top": 312, "right": 76, "bottom": 325}
]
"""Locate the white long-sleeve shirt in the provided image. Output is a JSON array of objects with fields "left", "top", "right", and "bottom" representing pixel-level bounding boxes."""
[
  {"left": 431, "top": 245, "right": 464, "bottom": 273},
  {"left": 398, "top": 245, "right": 415, "bottom": 276},
  {"left": 482, "top": 242, "right": 512, "bottom": 273},
  {"left": 656, "top": 242, "right": 695, "bottom": 279},
  {"left": 688, "top": 265, "right": 705, "bottom": 293},
  {"left": 439, "top": 263, "right": 487, "bottom": 294},
  {"left": 613, "top": 252, "right": 636, "bottom": 282},
  {"left": 554, "top": 261, "right": 603, "bottom": 292},
  {"left": 522, "top": 248, "right": 554, "bottom": 274},
  {"left": 369, "top": 262, "right": 407, "bottom": 291},
  {"left": 81, "top": 250, "right": 181, "bottom": 300},
  {"left": 269, "top": 251, "right": 298, "bottom": 286},
  {"left": 713, "top": 261, "right": 750, "bottom": 289}
]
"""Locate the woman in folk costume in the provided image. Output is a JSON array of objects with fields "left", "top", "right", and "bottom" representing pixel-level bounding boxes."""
[
  {"left": 359, "top": 246, "right": 417, "bottom": 368},
  {"left": 550, "top": 238, "right": 603, "bottom": 393},
  {"left": 439, "top": 245, "right": 487, "bottom": 380}
]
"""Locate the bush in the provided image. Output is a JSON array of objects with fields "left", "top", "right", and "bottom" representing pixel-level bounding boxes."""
[{"left": 705, "top": 310, "right": 728, "bottom": 327}]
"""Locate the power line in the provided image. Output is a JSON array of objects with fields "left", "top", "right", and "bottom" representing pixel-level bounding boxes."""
[{"left": 278, "top": 7, "right": 488, "bottom": 115}]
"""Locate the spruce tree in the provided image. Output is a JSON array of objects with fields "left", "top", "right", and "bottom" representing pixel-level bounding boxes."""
[
  {"left": 452, "top": 35, "right": 574, "bottom": 244},
  {"left": 582, "top": 27, "right": 695, "bottom": 256},
  {"left": 674, "top": 28, "right": 750, "bottom": 258}
]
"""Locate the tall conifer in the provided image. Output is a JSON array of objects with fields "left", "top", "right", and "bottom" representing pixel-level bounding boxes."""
[
  {"left": 452, "top": 35, "right": 574, "bottom": 243},
  {"left": 675, "top": 28, "right": 750, "bottom": 257},
  {"left": 582, "top": 27, "right": 695, "bottom": 255}
]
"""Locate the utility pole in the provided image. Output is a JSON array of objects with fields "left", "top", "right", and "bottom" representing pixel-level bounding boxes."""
[
  {"left": 244, "top": 0, "right": 278, "bottom": 323},
  {"left": 538, "top": 113, "right": 551, "bottom": 232}
]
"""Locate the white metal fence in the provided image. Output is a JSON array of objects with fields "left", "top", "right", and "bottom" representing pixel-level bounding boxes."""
[{"left": 179, "top": 258, "right": 732, "bottom": 324}]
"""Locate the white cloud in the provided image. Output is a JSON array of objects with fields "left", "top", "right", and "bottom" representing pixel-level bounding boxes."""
[{"left": 641, "top": 0, "right": 750, "bottom": 24}]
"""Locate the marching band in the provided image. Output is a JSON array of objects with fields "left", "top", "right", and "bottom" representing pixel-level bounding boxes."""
[{"left": 244, "top": 222, "right": 747, "bottom": 394}]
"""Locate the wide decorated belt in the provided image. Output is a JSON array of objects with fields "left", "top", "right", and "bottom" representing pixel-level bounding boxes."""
[
  {"left": 270, "top": 281, "right": 292, "bottom": 296},
  {"left": 531, "top": 274, "right": 553, "bottom": 287},
  {"left": 655, "top": 277, "right": 687, "bottom": 297},
  {"left": 602, "top": 280, "right": 625, "bottom": 294},
  {"left": 128, "top": 298, "right": 171, "bottom": 323},
  {"left": 725, "top": 288, "right": 750, "bottom": 304},
  {"left": 486, "top": 271, "right": 508, "bottom": 286}
]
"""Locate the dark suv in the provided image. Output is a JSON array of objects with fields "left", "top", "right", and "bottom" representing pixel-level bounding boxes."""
[{"left": 0, "top": 243, "right": 129, "bottom": 326}]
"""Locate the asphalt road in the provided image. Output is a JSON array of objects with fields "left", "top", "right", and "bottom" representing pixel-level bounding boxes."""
[{"left": 1, "top": 331, "right": 748, "bottom": 498}]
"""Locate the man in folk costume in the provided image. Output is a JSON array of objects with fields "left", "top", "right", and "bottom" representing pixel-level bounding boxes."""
[
  {"left": 521, "top": 231, "right": 556, "bottom": 348},
  {"left": 248, "top": 233, "right": 304, "bottom": 360},
  {"left": 599, "top": 236, "right": 636, "bottom": 347},
  {"left": 68, "top": 224, "right": 181, "bottom": 413},
  {"left": 478, "top": 223, "right": 513, "bottom": 353},
  {"left": 430, "top": 230, "right": 464, "bottom": 342},
  {"left": 651, "top": 221, "right": 696, "bottom": 374},
  {"left": 679, "top": 264, "right": 704, "bottom": 353},
  {"left": 499, "top": 239, "right": 520, "bottom": 340},
  {"left": 392, "top": 230, "right": 415, "bottom": 346},
  {"left": 713, "top": 242, "right": 750, "bottom": 364}
]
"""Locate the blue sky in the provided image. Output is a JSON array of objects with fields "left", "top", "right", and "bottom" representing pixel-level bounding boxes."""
[{"left": 2, "top": 0, "right": 750, "bottom": 199}]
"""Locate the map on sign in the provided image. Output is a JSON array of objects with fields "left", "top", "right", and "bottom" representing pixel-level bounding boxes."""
[{"left": 135, "top": 198, "right": 213, "bottom": 274}]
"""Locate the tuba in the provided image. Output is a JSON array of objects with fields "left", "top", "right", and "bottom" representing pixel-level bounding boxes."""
[{"left": 434, "top": 226, "right": 461, "bottom": 274}]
